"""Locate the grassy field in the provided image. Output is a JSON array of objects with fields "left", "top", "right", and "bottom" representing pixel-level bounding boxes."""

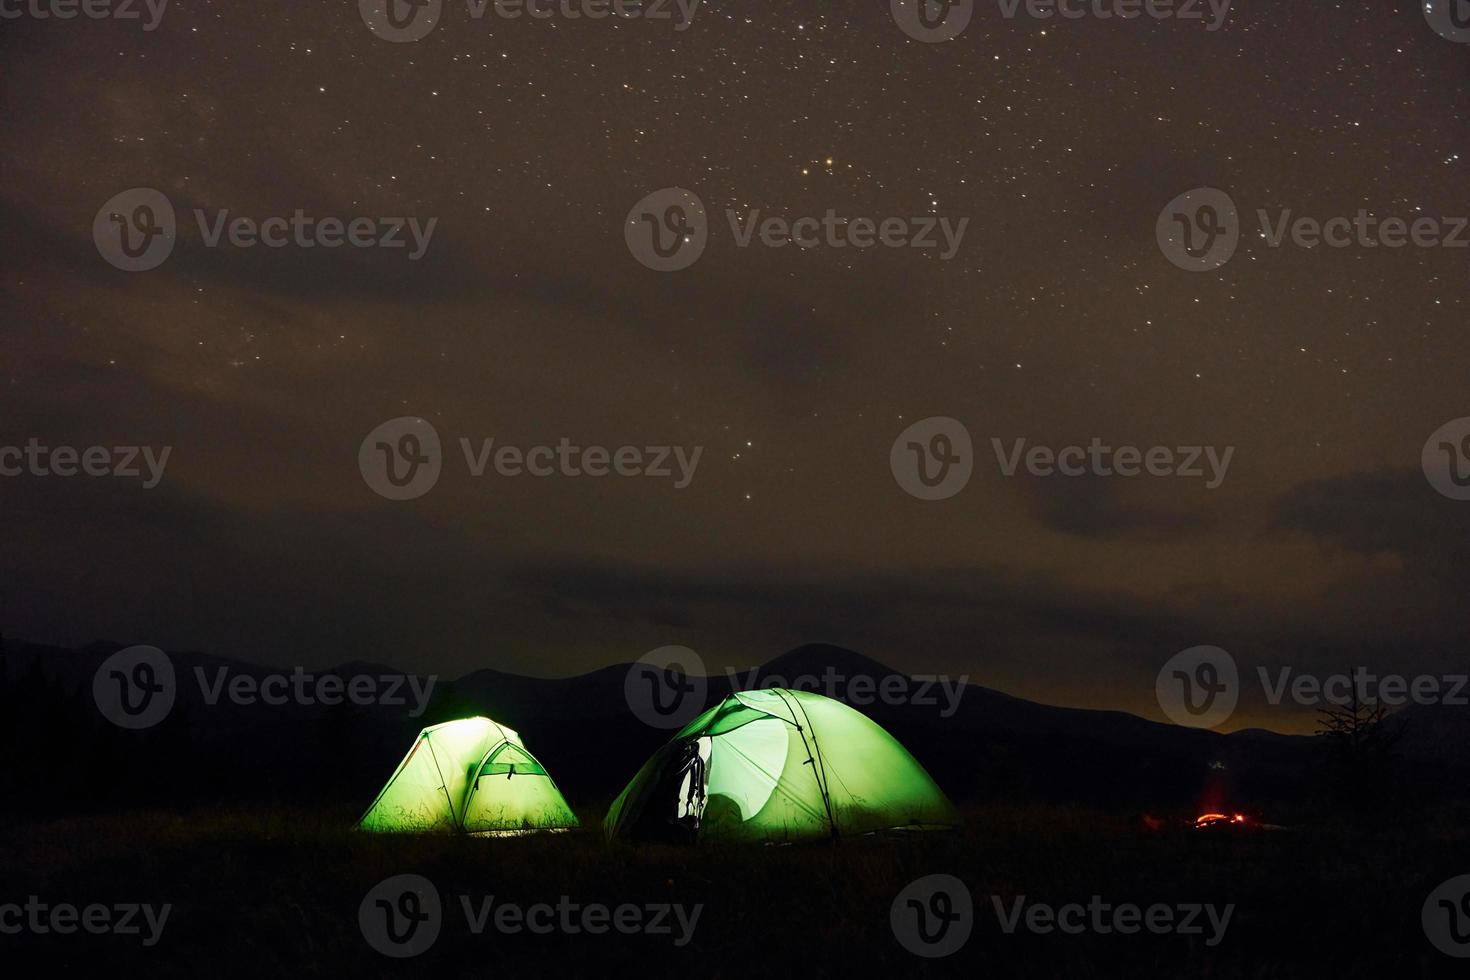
[{"left": 2, "top": 804, "right": 1468, "bottom": 978}]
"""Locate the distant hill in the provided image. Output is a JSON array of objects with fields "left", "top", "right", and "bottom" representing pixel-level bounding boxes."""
[{"left": 2, "top": 636, "right": 1463, "bottom": 819}]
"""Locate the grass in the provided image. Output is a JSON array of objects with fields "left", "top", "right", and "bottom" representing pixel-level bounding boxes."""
[{"left": 2, "top": 804, "right": 1468, "bottom": 978}]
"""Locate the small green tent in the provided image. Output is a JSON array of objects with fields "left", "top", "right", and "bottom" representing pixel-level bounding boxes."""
[
  {"left": 359, "top": 717, "right": 578, "bottom": 835},
  {"left": 605, "top": 688, "right": 958, "bottom": 843}
]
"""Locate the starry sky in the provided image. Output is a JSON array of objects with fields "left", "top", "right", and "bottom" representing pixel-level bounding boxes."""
[{"left": 2, "top": 0, "right": 1467, "bottom": 732}]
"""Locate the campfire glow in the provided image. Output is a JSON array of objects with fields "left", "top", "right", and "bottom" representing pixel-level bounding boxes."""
[{"left": 1195, "top": 813, "right": 1247, "bottom": 829}]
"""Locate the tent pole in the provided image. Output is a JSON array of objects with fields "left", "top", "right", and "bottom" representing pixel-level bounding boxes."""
[
  {"left": 773, "top": 689, "right": 839, "bottom": 843},
  {"left": 462, "top": 740, "right": 506, "bottom": 831},
  {"left": 424, "top": 735, "right": 460, "bottom": 831}
]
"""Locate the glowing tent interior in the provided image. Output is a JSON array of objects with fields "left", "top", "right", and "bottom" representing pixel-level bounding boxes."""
[
  {"left": 605, "top": 688, "right": 958, "bottom": 843},
  {"left": 359, "top": 716, "right": 578, "bottom": 835}
]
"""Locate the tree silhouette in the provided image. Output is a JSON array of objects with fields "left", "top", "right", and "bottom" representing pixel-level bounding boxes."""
[{"left": 1315, "top": 667, "right": 1404, "bottom": 819}]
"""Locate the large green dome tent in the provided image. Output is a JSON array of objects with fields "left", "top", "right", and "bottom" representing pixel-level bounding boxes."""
[
  {"left": 359, "top": 716, "right": 578, "bottom": 835},
  {"left": 605, "top": 688, "right": 958, "bottom": 843}
]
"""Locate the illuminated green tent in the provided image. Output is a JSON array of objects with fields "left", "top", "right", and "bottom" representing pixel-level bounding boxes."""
[
  {"left": 359, "top": 717, "right": 578, "bottom": 835},
  {"left": 605, "top": 689, "right": 958, "bottom": 843}
]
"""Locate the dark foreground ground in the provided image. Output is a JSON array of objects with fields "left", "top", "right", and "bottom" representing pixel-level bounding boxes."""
[{"left": 3, "top": 805, "right": 1469, "bottom": 979}]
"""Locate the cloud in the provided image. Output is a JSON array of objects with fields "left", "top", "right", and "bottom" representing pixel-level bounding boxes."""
[
  {"left": 1272, "top": 467, "right": 1469, "bottom": 579},
  {"left": 1268, "top": 468, "right": 1470, "bottom": 652},
  {"left": 1024, "top": 471, "right": 1210, "bottom": 540}
]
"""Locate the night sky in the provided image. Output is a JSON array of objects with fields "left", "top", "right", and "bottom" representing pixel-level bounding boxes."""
[{"left": 3, "top": 0, "right": 1467, "bottom": 732}]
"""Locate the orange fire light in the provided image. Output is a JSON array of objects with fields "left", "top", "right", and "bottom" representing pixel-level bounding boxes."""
[{"left": 1195, "top": 813, "right": 1247, "bottom": 828}]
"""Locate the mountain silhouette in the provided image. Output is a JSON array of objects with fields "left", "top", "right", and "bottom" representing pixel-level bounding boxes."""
[{"left": 3, "top": 637, "right": 1464, "bottom": 818}]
